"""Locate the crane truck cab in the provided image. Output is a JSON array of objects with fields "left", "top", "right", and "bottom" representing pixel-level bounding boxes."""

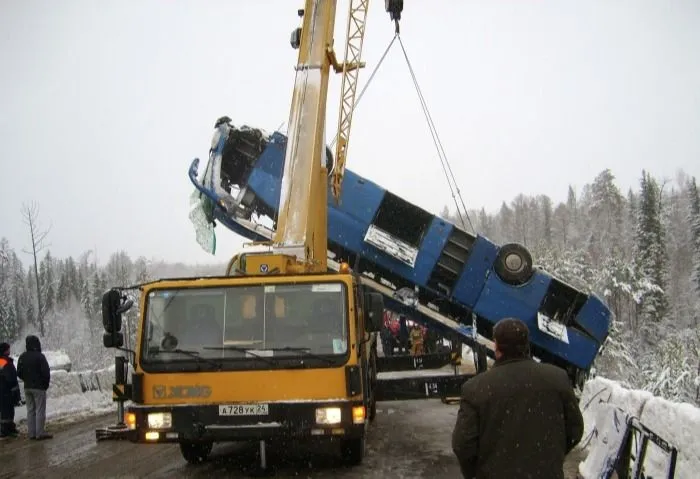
[{"left": 101, "top": 262, "right": 384, "bottom": 465}]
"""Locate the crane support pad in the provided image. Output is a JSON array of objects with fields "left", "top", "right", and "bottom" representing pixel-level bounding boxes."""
[
  {"left": 95, "top": 425, "right": 134, "bottom": 441},
  {"left": 377, "top": 352, "right": 453, "bottom": 372},
  {"left": 375, "top": 373, "right": 472, "bottom": 401}
]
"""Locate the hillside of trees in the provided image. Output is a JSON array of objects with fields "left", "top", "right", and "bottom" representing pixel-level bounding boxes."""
[
  {"left": 441, "top": 168, "right": 700, "bottom": 405},
  {"left": 1, "top": 168, "right": 699, "bottom": 405},
  {"left": 0, "top": 239, "right": 225, "bottom": 373}
]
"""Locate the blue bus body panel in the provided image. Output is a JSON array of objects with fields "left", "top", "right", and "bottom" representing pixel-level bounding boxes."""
[
  {"left": 411, "top": 219, "right": 453, "bottom": 284},
  {"left": 472, "top": 270, "right": 597, "bottom": 369},
  {"left": 337, "top": 171, "right": 384, "bottom": 225},
  {"left": 247, "top": 143, "right": 447, "bottom": 287},
  {"left": 451, "top": 236, "right": 500, "bottom": 309},
  {"left": 474, "top": 269, "right": 551, "bottom": 321},
  {"left": 575, "top": 294, "right": 611, "bottom": 344},
  {"left": 357, "top": 217, "right": 447, "bottom": 286}
]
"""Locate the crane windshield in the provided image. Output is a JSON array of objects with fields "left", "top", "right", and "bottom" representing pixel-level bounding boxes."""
[{"left": 141, "top": 281, "right": 349, "bottom": 371}]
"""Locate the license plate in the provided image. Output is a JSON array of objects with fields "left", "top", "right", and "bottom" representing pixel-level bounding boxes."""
[{"left": 219, "top": 403, "right": 269, "bottom": 416}]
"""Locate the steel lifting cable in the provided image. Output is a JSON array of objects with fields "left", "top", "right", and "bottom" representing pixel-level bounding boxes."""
[
  {"left": 397, "top": 35, "right": 475, "bottom": 234},
  {"left": 329, "top": 32, "right": 399, "bottom": 151}
]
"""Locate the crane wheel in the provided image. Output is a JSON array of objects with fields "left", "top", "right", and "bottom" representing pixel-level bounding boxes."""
[
  {"left": 341, "top": 437, "right": 365, "bottom": 466},
  {"left": 368, "top": 349, "right": 378, "bottom": 422},
  {"left": 179, "top": 441, "right": 213, "bottom": 464}
]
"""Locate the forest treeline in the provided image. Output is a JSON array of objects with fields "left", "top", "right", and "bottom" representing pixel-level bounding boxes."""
[
  {"left": 440, "top": 168, "right": 700, "bottom": 404},
  {"left": 1, "top": 168, "right": 699, "bottom": 405}
]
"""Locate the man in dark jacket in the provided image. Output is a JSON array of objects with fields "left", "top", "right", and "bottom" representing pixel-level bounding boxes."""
[
  {"left": 451, "top": 318, "right": 584, "bottom": 479},
  {"left": 0, "top": 342, "right": 22, "bottom": 439},
  {"left": 17, "top": 335, "right": 53, "bottom": 440}
]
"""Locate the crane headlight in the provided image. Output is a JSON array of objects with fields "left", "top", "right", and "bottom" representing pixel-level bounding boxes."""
[
  {"left": 316, "top": 407, "right": 342, "bottom": 425},
  {"left": 147, "top": 412, "right": 172, "bottom": 429}
]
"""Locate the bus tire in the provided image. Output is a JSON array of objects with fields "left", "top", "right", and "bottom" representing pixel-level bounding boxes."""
[{"left": 494, "top": 243, "right": 533, "bottom": 285}]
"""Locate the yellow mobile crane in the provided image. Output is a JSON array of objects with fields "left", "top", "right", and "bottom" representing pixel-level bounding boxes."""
[{"left": 99, "top": 0, "right": 404, "bottom": 468}]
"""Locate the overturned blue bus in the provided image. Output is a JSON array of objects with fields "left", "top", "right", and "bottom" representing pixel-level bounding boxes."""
[{"left": 187, "top": 118, "right": 611, "bottom": 385}]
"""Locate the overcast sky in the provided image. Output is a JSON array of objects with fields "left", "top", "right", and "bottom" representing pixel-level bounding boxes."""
[{"left": 1, "top": 0, "right": 698, "bottom": 268}]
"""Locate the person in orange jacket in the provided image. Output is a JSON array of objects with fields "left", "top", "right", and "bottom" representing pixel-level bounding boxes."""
[
  {"left": 0, "top": 342, "right": 21, "bottom": 439},
  {"left": 409, "top": 325, "right": 424, "bottom": 356}
]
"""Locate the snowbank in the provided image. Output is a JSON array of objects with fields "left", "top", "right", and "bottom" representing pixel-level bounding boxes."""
[
  {"left": 44, "top": 350, "right": 72, "bottom": 371},
  {"left": 11, "top": 350, "right": 73, "bottom": 372},
  {"left": 14, "top": 390, "right": 114, "bottom": 424},
  {"left": 578, "top": 376, "right": 700, "bottom": 478},
  {"left": 13, "top": 365, "right": 122, "bottom": 426}
]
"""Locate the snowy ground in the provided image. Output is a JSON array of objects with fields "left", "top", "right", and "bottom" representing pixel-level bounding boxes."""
[
  {"left": 0, "top": 398, "right": 586, "bottom": 478},
  {"left": 578, "top": 376, "right": 700, "bottom": 478},
  {"left": 7, "top": 345, "right": 699, "bottom": 478}
]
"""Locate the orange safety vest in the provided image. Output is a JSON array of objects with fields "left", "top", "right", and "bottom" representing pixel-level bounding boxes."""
[{"left": 410, "top": 329, "right": 423, "bottom": 343}]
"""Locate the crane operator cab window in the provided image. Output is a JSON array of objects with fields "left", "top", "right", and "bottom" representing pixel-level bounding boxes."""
[
  {"left": 223, "top": 289, "right": 265, "bottom": 347},
  {"left": 181, "top": 304, "right": 222, "bottom": 347},
  {"left": 144, "top": 290, "right": 225, "bottom": 356},
  {"left": 142, "top": 282, "right": 349, "bottom": 366}
]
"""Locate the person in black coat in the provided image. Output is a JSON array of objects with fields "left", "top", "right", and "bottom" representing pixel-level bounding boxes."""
[
  {"left": 17, "top": 335, "right": 53, "bottom": 440},
  {"left": 0, "top": 342, "right": 22, "bottom": 439},
  {"left": 451, "top": 318, "right": 584, "bottom": 479}
]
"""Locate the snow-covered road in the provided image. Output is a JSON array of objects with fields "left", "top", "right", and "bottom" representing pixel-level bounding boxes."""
[{"left": 1, "top": 399, "right": 586, "bottom": 478}]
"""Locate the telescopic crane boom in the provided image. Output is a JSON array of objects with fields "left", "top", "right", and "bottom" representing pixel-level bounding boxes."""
[{"left": 236, "top": 0, "right": 401, "bottom": 276}]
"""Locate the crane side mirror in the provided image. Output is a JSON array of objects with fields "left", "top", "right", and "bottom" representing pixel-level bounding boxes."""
[
  {"left": 364, "top": 292, "right": 384, "bottom": 333},
  {"left": 101, "top": 289, "right": 132, "bottom": 348}
]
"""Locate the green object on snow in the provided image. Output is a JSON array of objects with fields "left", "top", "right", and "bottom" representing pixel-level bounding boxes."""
[{"left": 189, "top": 189, "right": 217, "bottom": 255}]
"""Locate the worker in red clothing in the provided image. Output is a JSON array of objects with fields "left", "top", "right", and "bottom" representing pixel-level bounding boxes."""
[{"left": 0, "top": 342, "right": 22, "bottom": 439}]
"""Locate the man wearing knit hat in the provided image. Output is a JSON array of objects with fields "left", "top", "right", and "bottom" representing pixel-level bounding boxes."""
[
  {"left": 0, "top": 342, "right": 21, "bottom": 439},
  {"left": 451, "top": 317, "right": 584, "bottom": 478}
]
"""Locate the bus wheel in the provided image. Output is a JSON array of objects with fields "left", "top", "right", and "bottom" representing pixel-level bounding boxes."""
[
  {"left": 494, "top": 243, "right": 533, "bottom": 285},
  {"left": 341, "top": 437, "right": 365, "bottom": 466},
  {"left": 180, "top": 441, "right": 213, "bottom": 464}
]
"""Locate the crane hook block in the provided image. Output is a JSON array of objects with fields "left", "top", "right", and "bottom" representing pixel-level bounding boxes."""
[{"left": 385, "top": 0, "right": 403, "bottom": 21}]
